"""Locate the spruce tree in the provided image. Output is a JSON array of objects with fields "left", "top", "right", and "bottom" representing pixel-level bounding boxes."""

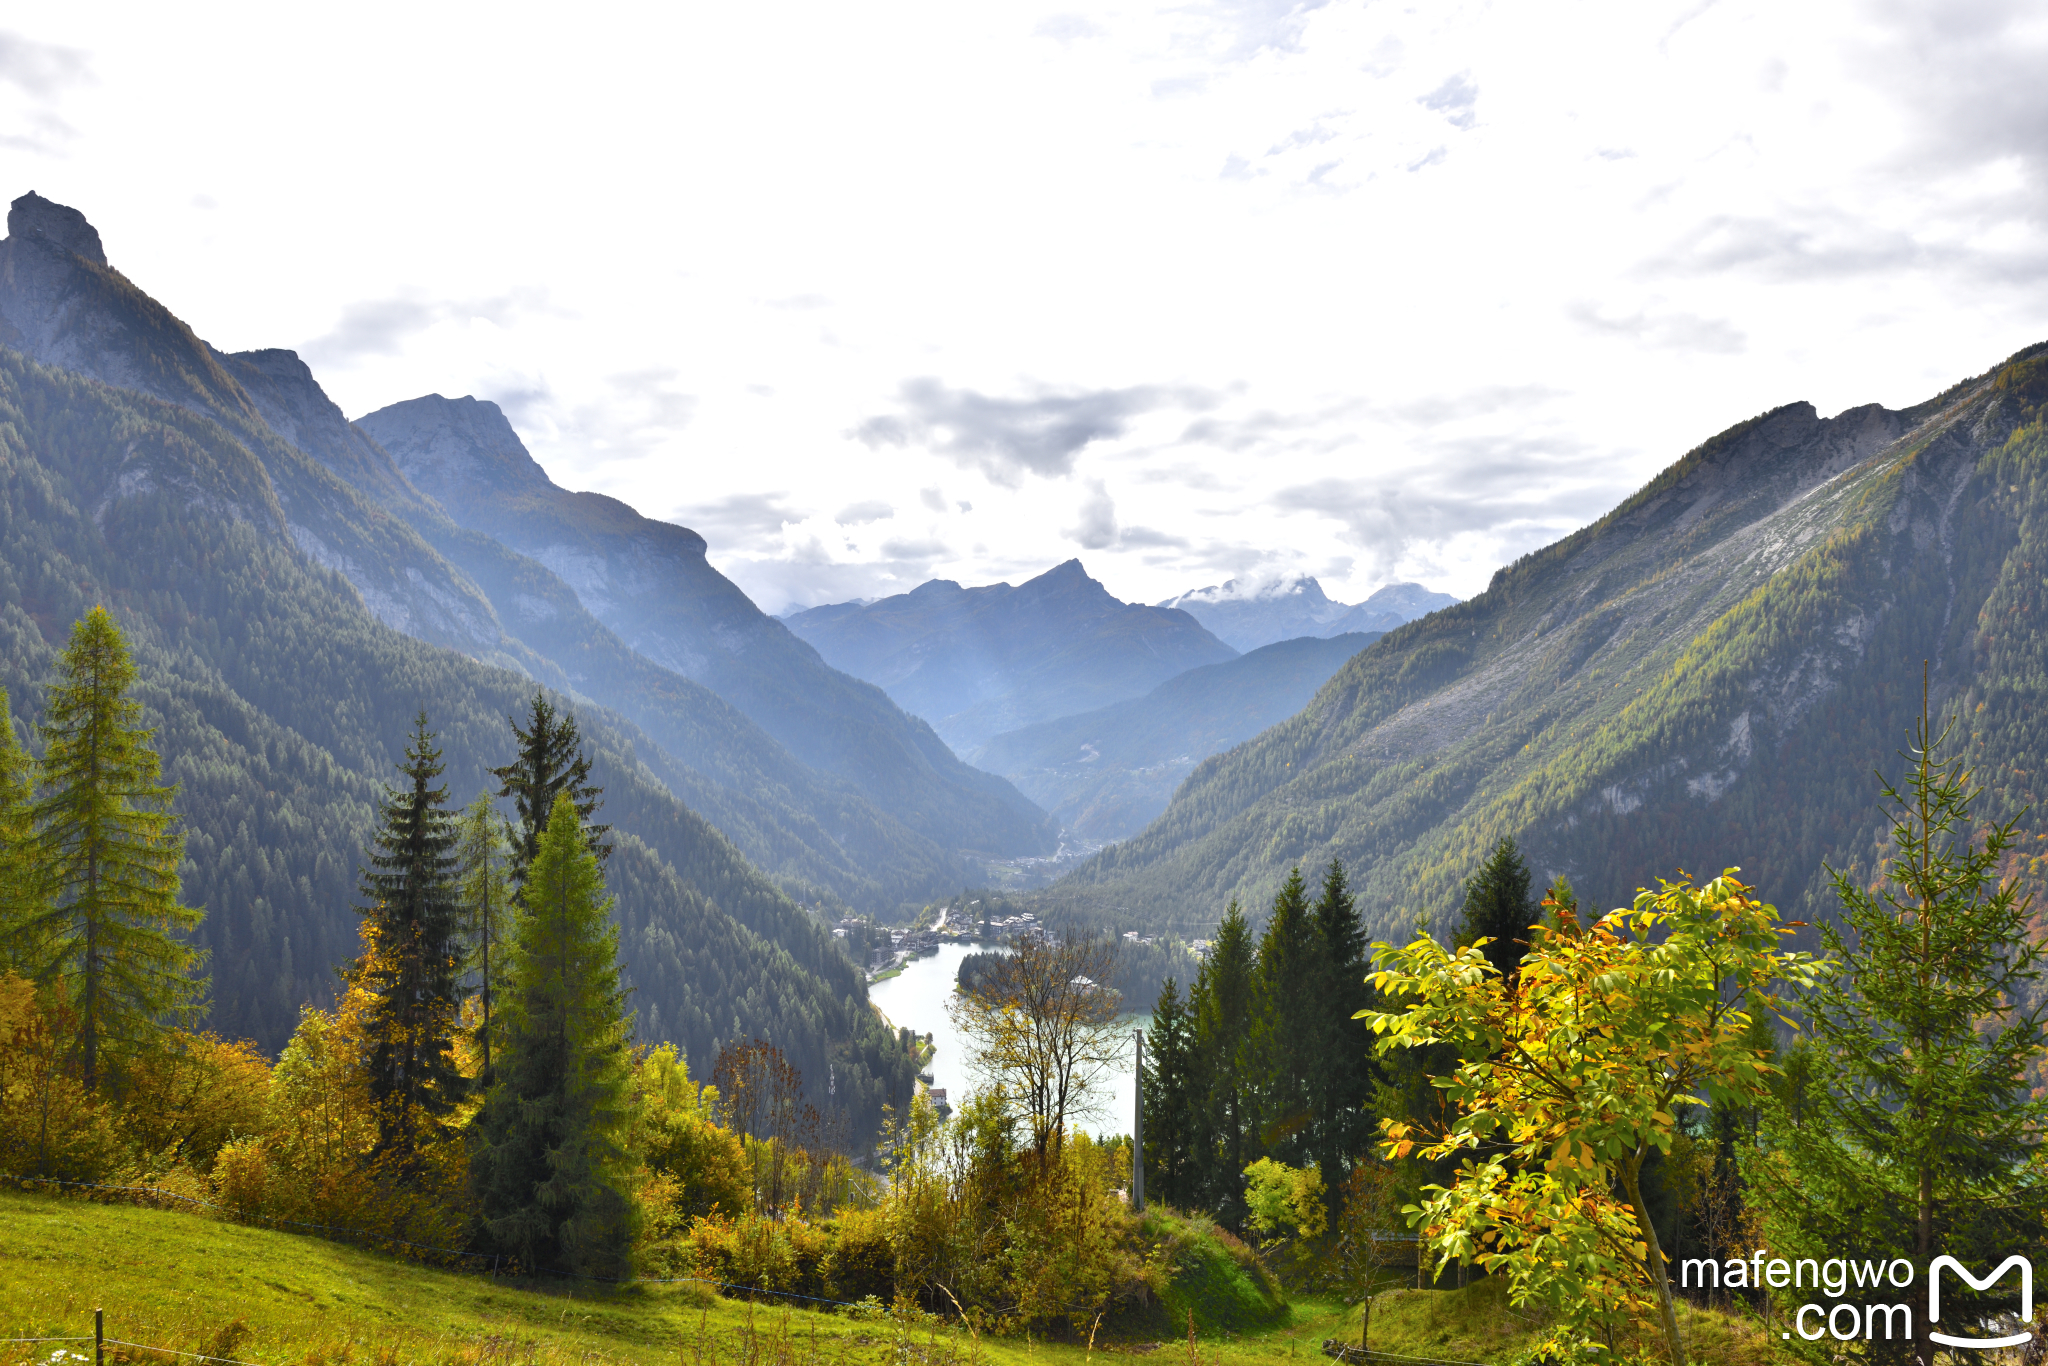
[
  {"left": 1191, "top": 900, "right": 1257, "bottom": 1226},
  {"left": 1758, "top": 689, "right": 2048, "bottom": 1366},
  {"left": 354, "top": 712, "right": 466, "bottom": 1164},
  {"left": 25, "top": 607, "right": 204, "bottom": 1090},
  {"left": 1456, "top": 837, "right": 1535, "bottom": 980},
  {"left": 0, "top": 688, "right": 48, "bottom": 974},
  {"left": 1251, "top": 868, "right": 1317, "bottom": 1166},
  {"left": 1141, "top": 976, "right": 1196, "bottom": 1207},
  {"left": 488, "top": 691, "right": 610, "bottom": 885},
  {"left": 471, "top": 790, "right": 639, "bottom": 1279},
  {"left": 457, "top": 792, "right": 514, "bottom": 1081},
  {"left": 1308, "top": 859, "right": 1375, "bottom": 1202}
]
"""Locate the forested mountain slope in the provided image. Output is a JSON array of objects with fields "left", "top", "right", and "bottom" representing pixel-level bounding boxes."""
[
  {"left": 355, "top": 394, "right": 1053, "bottom": 860},
  {"left": 0, "top": 191, "right": 1032, "bottom": 910},
  {"left": 0, "top": 194, "right": 915, "bottom": 1129},
  {"left": 978, "top": 632, "right": 1382, "bottom": 840},
  {"left": 0, "top": 347, "right": 914, "bottom": 1131},
  {"left": 783, "top": 560, "right": 1239, "bottom": 756},
  {"left": 1046, "top": 345, "right": 2048, "bottom": 945}
]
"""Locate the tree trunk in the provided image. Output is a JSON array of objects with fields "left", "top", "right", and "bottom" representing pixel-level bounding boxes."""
[{"left": 1620, "top": 1148, "right": 1686, "bottom": 1366}]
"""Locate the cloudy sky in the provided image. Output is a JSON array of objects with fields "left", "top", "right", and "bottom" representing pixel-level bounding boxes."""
[{"left": 3, "top": 1, "right": 2043, "bottom": 612}]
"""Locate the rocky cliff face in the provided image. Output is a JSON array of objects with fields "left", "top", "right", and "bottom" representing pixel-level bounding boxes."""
[{"left": 0, "top": 193, "right": 516, "bottom": 663}]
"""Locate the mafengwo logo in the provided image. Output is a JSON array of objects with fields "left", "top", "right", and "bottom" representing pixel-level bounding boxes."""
[
  {"left": 1930, "top": 1256, "right": 2032, "bottom": 1351},
  {"left": 1679, "top": 1251, "right": 2033, "bottom": 1346}
]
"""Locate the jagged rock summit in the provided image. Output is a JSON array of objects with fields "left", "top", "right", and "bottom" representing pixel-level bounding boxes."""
[
  {"left": 356, "top": 393, "right": 559, "bottom": 506},
  {"left": 8, "top": 191, "right": 107, "bottom": 266}
]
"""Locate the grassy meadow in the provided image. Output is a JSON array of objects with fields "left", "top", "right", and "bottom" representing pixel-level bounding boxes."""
[{"left": 0, "top": 1189, "right": 1776, "bottom": 1366}]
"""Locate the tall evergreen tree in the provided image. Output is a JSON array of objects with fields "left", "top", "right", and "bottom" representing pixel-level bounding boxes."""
[
  {"left": 23, "top": 607, "right": 204, "bottom": 1090},
  {"left": 1141, "top": 976, "right": 1196, "bottom": 1207},
  {"left": 471, "top": 790, "right": 639, "bottom": 1279},
  {"left": 1250, "top": 868, "right": 1317, "bottom": 1166},
  {"left": 457, "top": 792, "right": 514, "bottom": 1082},
  {"left": 1757, "top": 691, "right": 2048, "bottom": 1366},
  {"left": 1307, "top": 858, "right": 1376, "bottom": 1200},
  {"left": 0, "top": 687, "right": 48, "bottom": 974},
  {"left": 354, "top": 711, "right": 467, "bottom": 1164},
  {"left": 1191, "top": 900, "right": 1258, "bottom": 1226},
  {"left": 1456, "top": 837, "right": 1535, "bottom": 980},
  {"left": 488, "top": 692, "right": 610, "bottom": 885}
]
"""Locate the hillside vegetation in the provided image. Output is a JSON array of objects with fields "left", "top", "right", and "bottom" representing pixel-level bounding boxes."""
[{"left": 1047, "top": 343, "right": 2048, "bottom": 944}]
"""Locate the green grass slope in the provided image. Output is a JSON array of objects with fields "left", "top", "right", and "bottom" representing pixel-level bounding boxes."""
[
  {"left": 980, "top": 634, "right": 1381, "bottom": 841},
  {"left": 1045, "top": 343, "right": 2048, "bottom": 945},
  {"left": 0, "top": 1191, "right": 1771, "bottom": 1366}
]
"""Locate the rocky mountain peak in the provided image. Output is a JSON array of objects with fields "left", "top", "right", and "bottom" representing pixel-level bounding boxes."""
[
  {"left": 355, "top": 393, "right": 555, "bottom": 505},
  {"left": 8, "top": 191, "right": 107, "bottom": 266}
]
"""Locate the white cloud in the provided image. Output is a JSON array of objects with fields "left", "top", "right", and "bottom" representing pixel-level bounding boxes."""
[{"left": 1, "top": 0, "right": 2040, "bottom": 614}]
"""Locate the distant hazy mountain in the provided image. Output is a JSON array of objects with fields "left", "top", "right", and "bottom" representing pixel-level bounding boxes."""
[
  {"left": 978, "top": 632, "right": 1382, "bottom": 840},
  {"left": 1157, "top": 576, "right": 1458, "bottom": 651},
  {"left": 1047, "top": 344, "right": 2048, "bottom": 951},
  {"left": 783, "top": 561, "right": 1239, "bottom": 756},
  {"left": 355, "top": 395, "right": 1053, "bottom": 863},
  {"left": 0, "top": 191, "right": 919, "bottom": 1126}
]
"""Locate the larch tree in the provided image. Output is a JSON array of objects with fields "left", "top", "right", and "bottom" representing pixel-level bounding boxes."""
[
  {"left": 456, "top": 792, "right": 514, "bottom": 1081},
  {"left": 0, "top": 686, "right": 47, "bottom": 973},
  {"left": 354, "top": 711, "right": 466, "bottom": 1165},
  {"left": 488, "top": 691, "right": 610, "bottom": 886},
  {"left": 471, "top": 790, "right": 639, "bottom": 1279},
  {"left": 25, "top": 607, "right": 204, "bottom": 1091}
]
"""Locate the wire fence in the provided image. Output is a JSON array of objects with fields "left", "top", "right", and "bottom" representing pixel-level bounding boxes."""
[{"left": 2, "top": 1310, "right": 269, "bottom": 1366}]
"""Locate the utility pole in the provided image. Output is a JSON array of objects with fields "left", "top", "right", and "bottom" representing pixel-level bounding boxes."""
[{"left": 1132, "top": 1028, "right": 1145, "bottom": 1212}]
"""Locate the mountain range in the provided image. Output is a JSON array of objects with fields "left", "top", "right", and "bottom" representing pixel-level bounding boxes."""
[
  {"left": 782, "top": 562, "right": 1239, "bottom": 757},
  {"left": 1042, "top": 344, "right": 2048, "bottom": 952},
  {"left": 1156, "top": 577, "right": 1458, "bottom": 652},
  {"left": 976, "top": 632, "right": 1381, "bottom": 841},
  {"left": 0, "top": 190, "right": 983, "bottom": 1124}
]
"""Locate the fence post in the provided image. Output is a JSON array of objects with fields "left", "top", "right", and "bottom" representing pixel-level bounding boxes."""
[{"left": 94, "top": 1307, "right": 103, "bottom": 1366}]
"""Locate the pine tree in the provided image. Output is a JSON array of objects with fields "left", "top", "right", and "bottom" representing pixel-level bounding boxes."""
[
  {"left": 471, "top": 790, "right": 639, "bottom": 1279},
  {"left": 354, "top": 711, "right": 467, "bottom": 1165},
  {"left": 24, "top": 607, "right": 204, "bottom": 1090},
  {"left": 1141, "top": 976, "right": 1196, "bottom": 1207},
  {"left": 1456, "top": 837, "right": 1535, "bottom": 980},
  {"left": 1757, "top": 687, "right": 2048, "bottom": 1366},
  {"left": 1307, "top": 859, "right": 1376, "bottom": 1202},
  {"left": 488, "top": 692, "right": 610, "bottom": 885},
  {"left": 1191, "top": 900, "right": 1257, "bottom": 1226},
  {"left": 457, "top": 792, "right": 514, "bottom": 1081},
  {"left": 0, "top": 687, "right": 48, "bottom": 974},
  {"left": 1250, "top": 868, "right": 1317, "bottom": 1167}
]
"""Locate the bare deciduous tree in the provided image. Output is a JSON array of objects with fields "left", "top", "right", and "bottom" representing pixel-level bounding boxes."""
[{"left": 949, "top": 932, "right": 1123, "bottom": 1161}]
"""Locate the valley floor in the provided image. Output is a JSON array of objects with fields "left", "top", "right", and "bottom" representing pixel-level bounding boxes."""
[{"left": 0, "top": 1190, "right": 1770, "bottom": 1366}]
